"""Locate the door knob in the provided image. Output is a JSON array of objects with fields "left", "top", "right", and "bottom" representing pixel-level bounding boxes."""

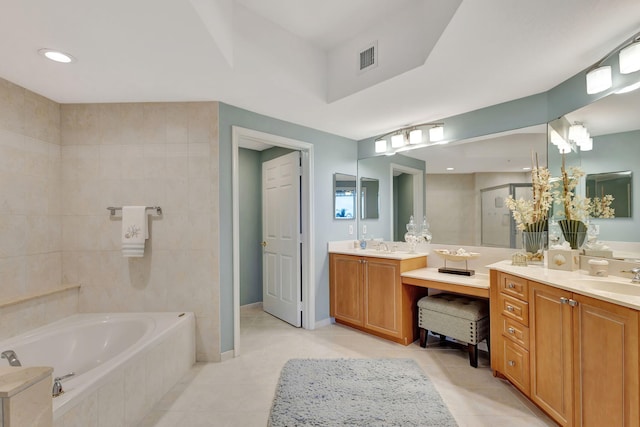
[{"left": 260, "top": 241, "right": 267, "bottom": 247}]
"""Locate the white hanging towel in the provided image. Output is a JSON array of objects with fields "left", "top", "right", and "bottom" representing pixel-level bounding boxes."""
[{"left": 121, "top": 206, "right": 149, "bottom": 257}]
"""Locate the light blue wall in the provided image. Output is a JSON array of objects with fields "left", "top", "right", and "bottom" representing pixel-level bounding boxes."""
[
  {"left": 219, "top": 103, "right": 358, "bottom": 353},
  {"left": 239, "top": 148, "right": 263, "bottom": 306},
  {"left": 219, "top": 56, "right": 638, "bottom": 354}
]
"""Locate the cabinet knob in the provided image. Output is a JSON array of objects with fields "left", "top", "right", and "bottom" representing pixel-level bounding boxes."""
[
  {"left": 508, "top": 360, "right": 516, "bottom": 367},
  {"left": 560, "top": 297, "right": 569, "bottom": 304},
  {"left": 507, "top": 283, "right": 516, "bottom": 289},
  {"left": 508, "top": 327, "right": 515, "bottom": 334},
  {"left": 506, "top": 305, "right": 515, "bottom": 312},
  {"left": 568, "top": 299, "right": 578, "bottom": 307}
]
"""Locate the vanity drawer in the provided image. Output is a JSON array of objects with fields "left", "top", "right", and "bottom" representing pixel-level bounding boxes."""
[
  {"left": 501, "top": 316, "right": 529, "bottom": 349},
  {"left": 499, "top": 273, "right": 528, "bottom": 300},
  {"left": 498, "top": 293, "right": 529, "bottom": 326},
  {"left": 502, "top": 339, "right": 530, "bottom": 394}
]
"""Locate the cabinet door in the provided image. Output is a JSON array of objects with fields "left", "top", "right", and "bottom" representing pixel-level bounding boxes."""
[
  {"left": 573, "top": 294, "right": 639, "bottom": 427},
  {"left": 329, "top": 254, "right": 363, "bottom": 325},
  {"left": 529, "top": 282, "right": 574, "bottom": 427},
  {"left": 363, "top": 258, "right": 401, "bottom": 337}
]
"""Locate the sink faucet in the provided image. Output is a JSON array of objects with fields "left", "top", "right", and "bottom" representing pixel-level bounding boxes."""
[
  {"left": 1, "top": 350, "right": 22, "bottom": 366},
  {"left": 623, "top": 267, "right": 640, "bottom": 283},
  {"left": 379, "top": 242, "right": 389, "bottom": 252}
]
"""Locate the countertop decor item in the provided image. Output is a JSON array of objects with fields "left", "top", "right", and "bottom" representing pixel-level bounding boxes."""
[
  {"left": 268, "top": 358, "right": 457, "bottom": 427},
  {"left": 434, "top": 248, "right": 480, "bottom": 276}
]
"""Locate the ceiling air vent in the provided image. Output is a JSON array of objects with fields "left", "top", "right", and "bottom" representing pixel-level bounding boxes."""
[{"left": 358, "top": 41, "right": 378, "bottom": 73}]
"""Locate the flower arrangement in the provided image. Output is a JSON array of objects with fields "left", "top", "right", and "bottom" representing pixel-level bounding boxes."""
[
  {"left": 589, "top": 194, "right": 615, "bottom": 219},
  {"left": 553, "top": 154, "right": 615, "bottom": 222},
  {"left": 505, "top": 153, "right": 552, "bottom": 231},
  {"left": 552, "top": 153, "right": 615, "bottom": 249}
]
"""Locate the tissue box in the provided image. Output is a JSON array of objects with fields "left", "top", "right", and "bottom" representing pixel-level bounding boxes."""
[
  {"left": 583, "top": 249, "right": 613, "bottom": 258},
  {"left": 548, "top": 249, "right": 580, "bottom": 271}
]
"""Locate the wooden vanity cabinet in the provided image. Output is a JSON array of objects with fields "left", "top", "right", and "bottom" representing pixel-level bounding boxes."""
[
  {"left": 329, "top": 253, "right": 427, "bottom": 344},
  {"left": 491, "top": 271, "right": 640, "bottom": 427}
]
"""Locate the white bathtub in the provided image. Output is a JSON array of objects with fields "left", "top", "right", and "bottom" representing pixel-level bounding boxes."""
[{"left": 0, "top": 312, "right": 195, "bottom": 426}]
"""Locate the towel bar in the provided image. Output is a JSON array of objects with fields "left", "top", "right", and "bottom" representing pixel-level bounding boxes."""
[{"left": 107, "top": 206, "right": 163, "bottom": 216}]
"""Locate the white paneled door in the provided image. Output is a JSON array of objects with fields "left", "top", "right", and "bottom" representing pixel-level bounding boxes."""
[{"left": 262, "top": 151, "right": 302, "bottom": 327}]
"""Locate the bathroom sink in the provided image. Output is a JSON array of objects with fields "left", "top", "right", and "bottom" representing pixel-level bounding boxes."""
[{"left": 572, "top": 279, "right": 640, "bottom": 297}]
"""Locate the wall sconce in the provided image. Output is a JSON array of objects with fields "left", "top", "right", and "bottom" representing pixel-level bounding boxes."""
[
  {"left": 372, "top": 122, "right": 445, "bottom": 156},
  {"left": 585, "top": 30, "right": 640, "bottom": 95}
]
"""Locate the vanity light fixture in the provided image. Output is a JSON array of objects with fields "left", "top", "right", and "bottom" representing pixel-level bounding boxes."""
[
  {"left": 371, "top": 122, "right": 445, "bottom": 155},
  {"left": 38, "top": 48, "right": 76, "bottom": 63},
  {"left": 584, "top": 30, "right": 640, "bottom": 94}
]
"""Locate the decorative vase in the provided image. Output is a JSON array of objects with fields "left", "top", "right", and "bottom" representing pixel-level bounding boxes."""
[
  {"left": 522, "top": 231, "right": 547, "bottom": 264},
  {"left": 558, "top": 219, "right": 587, "bottom": 249}
]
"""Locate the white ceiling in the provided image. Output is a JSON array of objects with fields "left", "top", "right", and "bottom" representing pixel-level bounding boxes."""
[{"left": 1, "top": 0, "right": 639, "bottom": 143}]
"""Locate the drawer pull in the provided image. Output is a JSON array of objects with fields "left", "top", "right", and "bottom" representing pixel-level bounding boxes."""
[
  {"left": 507, "top": 327, "right": 515, "bottom": 334},
  {"left": 507, "top": 283, "right": 516, "bottom": 289},
  {"left": 508, "top": 360, "right": 516, "bottom": 367},
  {"left": 506, "top": 305, "right": 515, "bottom": 312}
]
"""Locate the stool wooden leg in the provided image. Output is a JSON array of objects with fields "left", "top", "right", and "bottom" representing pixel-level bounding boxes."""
[
  {"left": 468, "top": 343, "right": 478, "bottom": 368},
  {"left": 419, "top": 328, "right": 427, "bottom": 348}
]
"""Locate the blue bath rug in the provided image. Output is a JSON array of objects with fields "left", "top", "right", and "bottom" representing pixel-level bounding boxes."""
[{"left": 268, "top": 358, "right": 458, "bottom": 426}]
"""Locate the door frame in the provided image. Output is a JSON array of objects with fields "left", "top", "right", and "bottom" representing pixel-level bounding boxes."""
[
  {"left": 232, "top": 126, "right": 315, "bottom": 357},
  {"left": 389, "top": 163, "right": 424, "bottom": 240}
]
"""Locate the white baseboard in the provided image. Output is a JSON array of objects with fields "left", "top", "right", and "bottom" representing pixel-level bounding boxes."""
[
  {"left": 240, "top": 301, "right": 263, "bottom": 309},
  {"left": 314, "top": 317, "right": 333, "bottom": 328},
  {"left": 220, "top": 349, "right": 235, "bottom": 362}
]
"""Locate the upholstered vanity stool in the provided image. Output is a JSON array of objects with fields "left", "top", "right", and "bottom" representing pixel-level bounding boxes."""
[{"left": 418, "top": 293, "right": 490, "bottom": 367}]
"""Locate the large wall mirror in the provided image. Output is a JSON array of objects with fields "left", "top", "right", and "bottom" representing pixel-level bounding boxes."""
[
  {"left": 333, "top": 173, "right": 356, "bottom": 220},
  {"left": 357, "top": 125, "right": 546, "bottom": 247},
  {"left": 548, "top": 87, "right": 640, "bottom": 245}
]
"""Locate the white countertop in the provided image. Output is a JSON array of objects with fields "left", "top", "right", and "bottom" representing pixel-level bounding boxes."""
[
  {"left": 401, "top": 267, "right": 489, "bottom": 290},
  {"left": 329, "top": 247, "right": 428, "bottom": 261},
  {"left": 488, "top": 260, "right": 640, "bottom": 311}
]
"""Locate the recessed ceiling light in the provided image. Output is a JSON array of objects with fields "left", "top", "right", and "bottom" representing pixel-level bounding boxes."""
[
  {"left": 38, "top": 48, "right": 76, "bottom": 63},
  {"left": 446, "top": 167, "right": 454, "bottom": 171}
]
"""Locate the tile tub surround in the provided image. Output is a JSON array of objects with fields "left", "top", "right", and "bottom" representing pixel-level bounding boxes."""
[
  {"left": 0, "top": 78, "right": 64, "bottom": 339},
  {"left": 1, "top": 78, "right": 222, "bottom": 362},
  {"left": 48, "top": 312, "right": 196, "bottom": 427},
  {"left": 60, "top": 101, "right": 221, "bottom": 362}
]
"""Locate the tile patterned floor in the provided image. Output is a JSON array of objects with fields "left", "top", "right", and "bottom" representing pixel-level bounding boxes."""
[{"left": 140, "top": 304, "right": 556, "bottom": 426}]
